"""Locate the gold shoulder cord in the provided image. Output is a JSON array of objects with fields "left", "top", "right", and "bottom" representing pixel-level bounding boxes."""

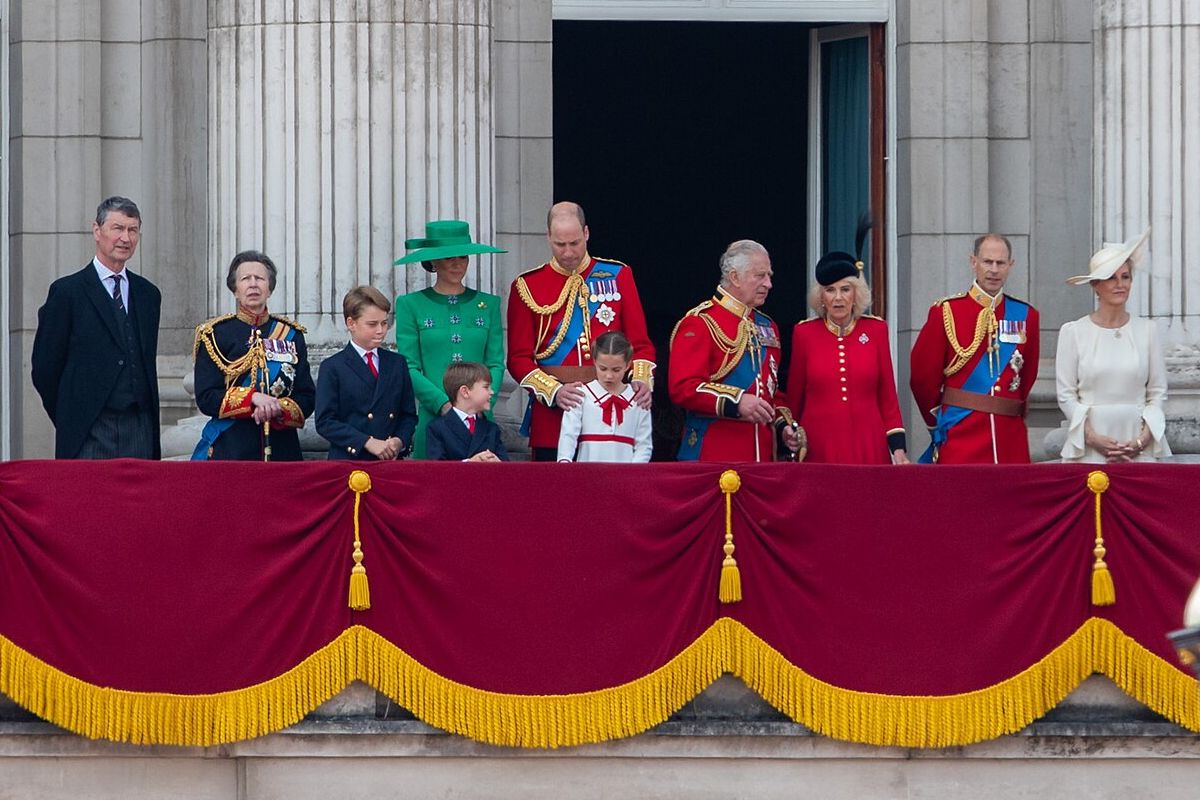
[
  {"left": 668, "top": 301, "right": 754, "bottom": 382},
  {"left": 700, "top": 312, "right": 754, "bottom": 382},
  {"left": 516, "top": 272, "right": 588, "bottom": 361},
  {"left": 941, "top": 303, "right": 997, "bottom": 377},
  {"left": 194, "top": 317, "right": 267, "bottom": 389}
]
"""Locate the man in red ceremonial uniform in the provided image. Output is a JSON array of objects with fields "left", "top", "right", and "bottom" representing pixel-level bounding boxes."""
[
  {"left": 507, "top": 202, "right": 656, "bottom": 460},
  {"left": 669, "top": 240, "right": 802, "bottom": 462},
  {"left": 910, "top": 233, "right": 1040, "bottom": 463}
]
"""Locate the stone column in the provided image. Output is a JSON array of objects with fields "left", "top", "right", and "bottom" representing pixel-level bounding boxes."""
[
  {"left": 208, "top": 1, "right": 498, "bottom": 349},
  {"left": 895, "top": 0, "right": 1094, "bottom": 458},
  {"left": 492, "top": 0, "right": 553, "bottom": 293},
  {"left": 1096, "top": 1, "right": 1200, "bottom": 451}
]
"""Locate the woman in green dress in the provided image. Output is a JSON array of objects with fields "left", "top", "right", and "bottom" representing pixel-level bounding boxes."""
[{"left": 393, "top": 220, "right": 507, "bottom": 458}]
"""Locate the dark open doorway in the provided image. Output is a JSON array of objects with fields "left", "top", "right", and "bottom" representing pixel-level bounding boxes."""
[{"left": 553, "top": 20, "right": 812, "bottom": 458}]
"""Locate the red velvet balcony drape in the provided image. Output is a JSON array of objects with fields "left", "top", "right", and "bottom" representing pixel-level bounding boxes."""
[{"left": 0, "top": 460, "right": 1197, "bottom": 747}]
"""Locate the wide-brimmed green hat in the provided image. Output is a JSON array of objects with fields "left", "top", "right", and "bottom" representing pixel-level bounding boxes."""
[{"left": 393, "top": 220, "right": 506, "bottom": 270}]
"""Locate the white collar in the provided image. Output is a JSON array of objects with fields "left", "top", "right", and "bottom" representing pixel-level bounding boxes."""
[
  {"left": 349, "top": 341, "right": 377, "bottom": 360},
  {"left": 93, "top": 257, "right": 126, "bottom": 281}
]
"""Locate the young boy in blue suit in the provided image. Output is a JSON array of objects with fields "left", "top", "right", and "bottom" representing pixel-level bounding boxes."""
[
  {"left": 316, "top": 286, "right": 419, "bottom": 460},
  {"left": 426, "top": 362, "right": 509, "bottom": 462}
]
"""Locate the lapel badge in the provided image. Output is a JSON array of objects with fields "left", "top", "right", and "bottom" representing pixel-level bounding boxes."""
[{"left": 859, "top": 332, "right": 869, "bottom": 344}]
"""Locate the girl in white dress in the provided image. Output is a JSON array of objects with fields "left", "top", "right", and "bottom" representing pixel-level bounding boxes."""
[
  {"left": 1056, "top": 229, "right": 1170, "bottom": 463},
  {"left": 556, "top": 331, "right": 653, "bottom": 463}
]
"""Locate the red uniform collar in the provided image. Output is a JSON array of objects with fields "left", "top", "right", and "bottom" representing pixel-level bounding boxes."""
[{"left": 236, "top": 308, "right": 270, "bottom": 326}]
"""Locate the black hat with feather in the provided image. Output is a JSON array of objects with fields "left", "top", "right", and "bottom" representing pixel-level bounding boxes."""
[{"left": 814, "top": 212, "right": 873, "bottom": 286}]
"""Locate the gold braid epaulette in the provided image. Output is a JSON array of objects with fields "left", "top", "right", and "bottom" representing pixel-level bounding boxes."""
[
  {"left": 268, "top": 313, "right": 307, "bottom": 335},
  {"left": 669, "top": 301, "right": 714, "bottom": 349},
  {"left": 516, "top": 272, "right": 588, "bottom": 361},
  {"left": 670, "top": 300, "right": 752, "bottom": 383},
  {"left": 940, "top": 299, "right": 994, "bottom": 377},
  {"left": 192, "top": 314, "right": 235, "bottom": 360}
]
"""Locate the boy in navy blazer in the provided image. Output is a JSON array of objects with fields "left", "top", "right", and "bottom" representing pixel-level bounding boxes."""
[
  {"left": 316, "top": 286, "right": 418, "bottom": 460},
  {"left": 426, "top": 362, "right": 509, "bottom": 462}
]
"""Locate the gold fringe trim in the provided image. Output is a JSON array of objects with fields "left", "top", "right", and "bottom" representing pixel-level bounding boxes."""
[
  {"left": 0, "top": 630, "right": 357, "bottom": 746},
  {"left": 357, "top": 626, "right": 726, "bottom": 749},
  {"left": 734, "top": 616, "right": 1200, "bottom": 747},
  {"left": 2, "top": 618, "right": 1197, "bottom": 748}
]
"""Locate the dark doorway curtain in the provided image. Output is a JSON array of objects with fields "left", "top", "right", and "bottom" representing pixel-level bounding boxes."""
[
  {"left": 553, "top": 20, "right": 810, "bottom": 459},
  {"left": 821, "top": 35, "right": 870, "bottom": 263}
]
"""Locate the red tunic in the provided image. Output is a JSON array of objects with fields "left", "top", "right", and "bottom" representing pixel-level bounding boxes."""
[
  {"left": 786, "top": 316, "right": 905, "bottom": 464},
  {"left": 909, "top": 286, "right": 1040, "bottom": 464},
  {"left": 506, "top": 255, "right": 655, "bottom": 450},
  {"left": 668, "top": 289, "right": 791, "bottom": 462}
]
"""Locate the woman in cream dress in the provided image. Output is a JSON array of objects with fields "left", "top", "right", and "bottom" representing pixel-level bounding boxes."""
[{"left": 1056, "top": 230, "right": 1170, "bottom": 462}]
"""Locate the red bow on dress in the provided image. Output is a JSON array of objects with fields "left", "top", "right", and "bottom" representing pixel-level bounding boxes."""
[{"left": 599, "top": 394, "right": 630, "bottom": 426}]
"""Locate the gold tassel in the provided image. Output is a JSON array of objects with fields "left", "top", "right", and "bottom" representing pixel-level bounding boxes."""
[
  {"left": 348, "top": 470, "right": 373, "bottom": 610},
  {"left": 1086, "top": 470, "right": 1115, "bottom": 606},
  {"left": 718, "top": 470, "right": 742, "bottom": 603}
]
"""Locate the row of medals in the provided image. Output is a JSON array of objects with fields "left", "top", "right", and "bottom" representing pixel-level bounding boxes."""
[{"left": 589, "top": 278, "right": 621, "bottom": 304}]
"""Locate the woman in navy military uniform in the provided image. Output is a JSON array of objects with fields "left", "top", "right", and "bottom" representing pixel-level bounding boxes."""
[{"left": 192, "top": 250, "right": 315, "bottom": 461}]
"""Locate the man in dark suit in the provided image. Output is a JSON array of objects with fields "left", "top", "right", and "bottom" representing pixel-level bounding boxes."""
[
  {"left": 31, "top": 196, "right": 161, "bottom": 459},
  {"left": 316, "top": 286, "right": 419, "bottom": 460},
  {"left": 425, "top": 362, "right": 509, "bottom": 462}
]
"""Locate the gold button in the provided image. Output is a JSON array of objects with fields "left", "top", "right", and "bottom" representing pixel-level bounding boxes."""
[
  {"left": 839, "top": 358, "right": 845, "bottom": 364},
  {"left": 841, "top": 397, "right": 848, "bottom": 402},
  {"left": 367, "top": 412, "right": 374, "bottom": 420},
  {"left": 840, "top": 367, "right": 846, "bottom": 372},
  {"left": 388, "top": 413, "right": 395, "bottom": 419}
]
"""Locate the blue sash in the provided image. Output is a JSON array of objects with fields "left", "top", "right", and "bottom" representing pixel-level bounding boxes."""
[
  {"left": 191, "top": 322, "right": 297, "bottom": 460},
  {"left": 521, "top": 262, "right": 626, "bottom": 436},
  {"left": 919, "top": 299, "right": 1028, "bottom": 463},
  {"left": 677, "top": 314, "right": 764, "bottom": 461}
]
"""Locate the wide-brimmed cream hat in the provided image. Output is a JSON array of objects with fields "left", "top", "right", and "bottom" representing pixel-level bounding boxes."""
[{"left": 1066, "top": 228, "right": 1149, "bottom": 285}]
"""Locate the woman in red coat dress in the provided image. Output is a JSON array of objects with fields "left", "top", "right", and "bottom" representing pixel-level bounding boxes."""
[{"left": 786, "top": 252, "right": 909, "bottom": 464}]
